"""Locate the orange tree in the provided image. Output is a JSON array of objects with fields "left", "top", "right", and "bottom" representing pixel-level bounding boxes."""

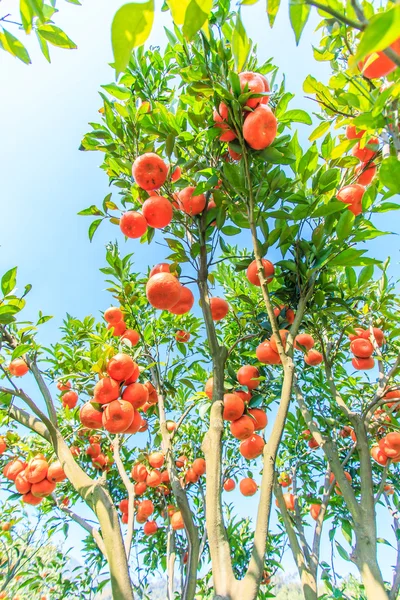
[{"left": 1, "top": 2, "right": 400, "bottom": 600}]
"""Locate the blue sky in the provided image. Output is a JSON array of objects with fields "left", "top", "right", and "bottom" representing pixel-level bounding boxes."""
[{"left": 1, "top": 0, "right": 399, "bottom": 589}]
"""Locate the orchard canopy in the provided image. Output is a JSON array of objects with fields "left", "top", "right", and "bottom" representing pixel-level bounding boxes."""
[{"left": 1, "top": 1, "right": 400, "bottom": 599}]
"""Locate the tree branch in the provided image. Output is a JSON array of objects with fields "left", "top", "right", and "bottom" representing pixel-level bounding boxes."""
[{"left": 113, "top": 435, "right": 135, "bottom": 559}]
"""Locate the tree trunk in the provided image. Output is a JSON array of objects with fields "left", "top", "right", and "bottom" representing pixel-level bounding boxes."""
[
  {"left": 355, "top": 529, "right": 389, "bottom": 600},
  {"left": 93, "top": 486, "right": 135, "bottom": 600}
]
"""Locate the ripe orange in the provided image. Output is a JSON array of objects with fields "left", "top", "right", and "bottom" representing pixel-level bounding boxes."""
[
  {"left": 166, "top": 420, "right": 177, "bottom": 432},
  {"left": 149, "top": 452, "right": 164, "bottom": 469},
  {"left": 210, "top": 297, "right": 229, "bottom": 321},
  {"left": 134, "top": 481, "right": 147, "bottom": 495},
  {"left": 107, "top": 353, "right": 137, "bottom": 382},
  {"left": 185, "top": 468, "right": 200, "bottom": 485},
  {"left": 119, "top": 211, "right": 148, "bottom": 238},
  {"left": 144, "top": 381, "right": 158, "bottom": 404},
  {"left": 176, "top": 455, "right": 188, "bottom": 469},
  {"left": 119, "top": 498, "right": 129, "bottom": 513},
  {"left": 371, "top": 445, "right": 389, "bottom": 466},
  {"left": 359, "top": 39, "right": 400, "bottom": 79},
  {"left": 205, "top": 377, "right": 213, "bottom": 399},
  {"left": 87, "top": 443, "right": 101, "bottom": 458},
  {"left": 308, "top": 438, "right": 319, "bottom": 449},
  {"left": 239, "top": 434, "right": 265, "bottom": 459},
  {"left": 124, "top": 363, "right": 140, "bottom": 385},
  {"left": 256, "top": 341, "right": 281, "bottom": 364},
  {"left": 294, "top": 333, "right": 315, "bottom": 351},
  {"left": 178, "top": 186, "right": 206, "bottom": 216},
  {"left": 310, "top": 504, "right": 321, "bottom": 521},
  {"left": 169, "top": 286, "right": 194, "bottom": 315},
  {"left": 282, "top": 493, "right": 295, "bottom": 511},
  {"left": 146, "top": 273, "right": 182, "bottom": 310},
  {"left": 228, "top": 145, "right": 242, "bottom": 161},
  {"left": 239, "top": 71, "right": 265, "bottom": 108},
  {"left": 213, "top": 102, "right": 229, "bottom": 122},
  {"left": 355, "top": 162, "right": 376, "bottom": 186},
  {"left": 80, "top": 402, "right": 104, "bottom": 429},
  {"left": 102, "top": 400, "right": 134, "bottom": 433},
  {"left": 121, "top": 329, "right": 140, "bottom": 346},
  {"left": 259, "top": 74, "right": 270, "bottom": 104},
  {"left": 144, "top": 520, "right": 158, "bottom": 535},
  {"left": 223, "top": 393, "right": 245, "bottom": 421},
  {"left": 22, "top": 492, "right": 43, "bottom": 506},
  {"left": 350, "top": 338, "right": 373, "bottom": 358},
  {"left": 47, "top": 461, "right": 66, "bottom": 482},
  {"left": 160, "top": 470, "right": 170, "bottom": 483},
  {"left": 138, "top": 499, "right": 154, "bottom": 518},
  {"left": 149, "top": 263, "right": 171, "bottom": 277},
  {"left": 237, "top": 365, "right": 260, "bottom": 390},
  {"left": 278, "top": 472, "right": 292, "bottom": 487},
  {"left": 235, "top": 389, "right": 252, "bottom": 402},
  {"left": 171, "top": 165, "right": 181, "bottom": 182},
  {"left": 123, "top": 409, "right": 142, "bottom": 434},
  {"left": 25, "top": 457, "right": 48, "bottom": 484},
  {"left": 223, "top": 478, "right": 236, "bottom": 491},
  {"left": 337, "top": 184, "right": 365, "bottom": 216},
  {"left": 62, "top": 390, "right": 78, "bottom": 409},
  {"left": 346, "top": 125, "right": 364, "bottom": 140},
  {"left": 171, "top": 511, "right": 184, "bottom": 530},
  {"left": 31, "top": 478, "right": 56, "bottom": 498},
  {"left": 192, "top": 458, "right": 206, "bottom": 476},
  {"left": 122, "top": 383, "right": 149, "bottom": 409},
  {"left": 57, "top": 380, "right": 71, "bottom": 391},
  {"left": 352, "top": 138, "right": 378, "bottom": 163},
  {"left": 9, "top": 359, "right": 29, "bottom": 377},
  {"left": 360, "top": 327, "right": 384, "bottom": 347},
  {"left": 348, "top": 327, "right": 367, "bottom": 341},
  {"left": 230, "top": 415, "right": 255, "bottom": 440},
  {"left": 304, "top": 350, "right": 323, "bottom": 366},
  {"left": 246, "top": 258, "right": 274, "bottom": 286},
  {"left": 352, "top": 356, "right": 375, "bottom": 370},
  {"left": 107, "top": 320, "right": 127, "bottom": 336},
  {"left": 0, "top": 438, "right": 6, "bottom": 455},
  {"left": 15, "top": 470, "right": 31, "bottom": 494},
  {"left": 132, "top": 153, "right": 168, "bottom": 190},
  {"left": 243, "top": 105, "right": 277, "bottom": 150},
  {"left": 142, "top": 196, "right": 173, "bottom": 228},
  {"left": 131, "top": 463, "right": 148, "bottom": 482},
  {"left": 146, "top": 470, "right": 162, "bottom": 487},
  {"left": 175, "top": 330, "right": 190, "bottom": 343},
  {"left": 215, "top": 122, "right": 237, "bottom": 142},
  {"left": 104, "top": 306, "right": 123, "bottom": 324},
  {"left": 270, "top": 330, "right": 289, "bottom": 354},
  {"left": 239, "top": 478, "right": 258, "bottom": 496},
  {"left": 93, "top": 377, "right": 120, "bottom": 404},
  {"left": 248, "top": 408, "right": 268, "bottom": 430}
]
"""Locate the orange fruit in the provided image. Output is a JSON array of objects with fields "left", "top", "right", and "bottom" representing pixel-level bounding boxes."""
[
  {"left": 223, "top": 393, "right": 245, "bottom": 421},
  {"left": 9, "top": 359, "right": 29, "bottom": 377},
  {"left": 178, "top": 186, "right": 206, "bottom": 216},
  {"left": 239, "top": 478, "right": 258, "bottom": 496},
  {"left": 107, "top": 353, "right": 137, "bottom": 382},
  {"left": 119, "top": 212, "right": 148, "bottom": 238},
  {"left": 243, "top": 105, "right": 277, "bottom": 150},
  {"left": 104, "top": 307, "right": 123, "bottom": 324},
  {"left": 102, "top": 400, "right": 134, "bottom": 433},
  {"left": 248, "top": 408, "right": 268, "bottom": 430},
  {"left": 239, "top": 434, "right": 265, "bottom": 459},
  {"left": 169, "top": 286, "right": 194, "bottom": 315},
  {"left": 146, "top": 273, "right": 182, "bottom": 310},
  {"left": 246, "top": 258, "right": 274, "bottom": 286},
  {"left": 142, "top": 196, "right": 173, "bottom": 228},
  {"left": 93, "top": 377, "right": 120, "bottom": 404},
  {"left": 237, "top": 365, "right": 260, "bottom": 390},
  {"left": 230, "top": 415, "right": 255, "bottom": 440},
  {"left": 256, "top": 341, "right": 281, "bottom": 364},
  {"left": 304, "top": 350, "right": 323, "bottom": 366},
  {"left": 238, "top": 71, "right": 265, "bottom": 108},
  {"left": 210, "top": 297, "right": 229, "bottom": 321},
  {"left": 337, "top": 184, "right": 365, "bottom": 216},
  {"left": 132, "top": 153, "right": 168, "bottom": 190},
  {"left": 223, "top": 478, "right": 235, "bottom": 491}
]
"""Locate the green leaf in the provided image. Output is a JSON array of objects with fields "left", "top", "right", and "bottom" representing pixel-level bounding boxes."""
[
  {"left": 37, "top": 25, "right": 77, "bottom": 49},
  {"left": 20, "top": 0, "right": 34, "bottom": 33},
  {"left": 182, "top": 0, "right": 212, "bottom": 40},
  {"left": 312, "top": 201, "right": 344, "bottom": 217},
  {"left": 221, "top": 226, "right": 241, "bottom": 236},
  {"left": 358, "top": 265, "right": 374, "bottom": 286},
  {"left": 335, "top": 541, "right": 350, "bottom": 562},
  {"left": 88, "top": 219, "right": 103, "bottom": 242},
  {"left": 78, "top": 205, "right": 104, "bottom": 217},
  {"left": 1, "top": 267, "right": 17, "bottom": 296},
  {"left": 380, "top": 157, "right": 400, "bottom": 195},
  {"left": 345, "top": 266, "right": 357, "bottom": 288},
  {"left": 12, "top": 344, "right": 32, "bottom": 360},
  {"left": 101, "top": 83, "right": 131, "bottom": 100},
  {"left": 280, "top": 109, "right": 312, "bottom": 125},
  {"left": 355, "top": 6, "right": 400, "bottom": 63},
  {"left": 167, "top": 0, "right": 190, "bottom": 24},
  {"left": 35, "top": 29, "right": 50, "bottom": 62},
  {"left": 231, "top": 11, "right": 251, "bottom": 72},
  {"left": 341, "top": 520, "right": 353, "bottom": 545},
  {"left": 266, "top": 0, "right": 281, "bottom": 26},
  {"left": 111, "top": 1, "right": 155, "bottom": 75},
  {"left": 309, "top": 120, "right": 330, "bottom": 141},
  {"left": 1, "top": 29, "right": 31, "bottom": 64},
  {"left": 336, "top": 210, "right": 354, "bottom": 243},
  {"left": 318, "top": 168, "right": 340, "bottom": 193},
  {"left": 289, "top": 0, "right": 311, "bottom": 44}
]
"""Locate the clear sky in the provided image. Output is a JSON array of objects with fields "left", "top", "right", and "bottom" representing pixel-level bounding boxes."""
[{"left": 1, "top": 0, "right": 399, "bottom": 590}]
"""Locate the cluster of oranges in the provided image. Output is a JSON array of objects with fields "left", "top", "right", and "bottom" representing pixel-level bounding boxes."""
[
  {"left": 213, "top": 71, "right": 277, "bottom": 153},
  {"left": 256, "top": 329, "right": 323, "bottom": 367},
  {"left": 117, "top": 454, "right": 206, "bottom": 535},
  {"left": 348, "top": 326, "right": 384, "bottom": 370},
  {"left": 3, "top": 455, "right": 66, "bottom": 506}
]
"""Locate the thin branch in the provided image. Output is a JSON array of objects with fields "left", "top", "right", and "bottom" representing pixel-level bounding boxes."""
[
  {"left": 113, "top": 435, "right": 135, "bottom": 559},
  {"left": 305, "top": 0, "right": 363, "bottom": 29}
]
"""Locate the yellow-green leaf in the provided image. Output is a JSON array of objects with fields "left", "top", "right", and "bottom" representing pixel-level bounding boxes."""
[
  {"left": 289, "top": 0, "right": 311, "bottom": 45},
  {"left": 355, "top": 6, "right": 400, "bottom": 63},
  {"left": 232, "top": 11, "right": 251, "bottom": 71},
  {"left": 167, "top": 0, "right": 190, "bottom": 24},
  {"left": 37, "top": 25, "right": 77, "bottom": 49},
  {"left": 267, "top": 0, "right": 281, "bottom": 27},
  {"left": 1, "top": 29, "right": 31, "bottom": 64},
  {"left": 111, "top": 1, "right": 154, "bottom": 75},
  {"left": 182, "top": 0, "right": 212, "bottom": 40},
  {"left": 309, "top": 121, "right": 330, "bottom": 141}
]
